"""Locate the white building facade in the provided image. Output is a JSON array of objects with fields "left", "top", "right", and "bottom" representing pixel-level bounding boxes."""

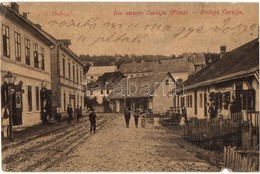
[
  {"left": 1, "top": 4, "right": 53, "bottom": 126},
  {"left": 49, "top": 40, "right": 85, "bottom": 114}
]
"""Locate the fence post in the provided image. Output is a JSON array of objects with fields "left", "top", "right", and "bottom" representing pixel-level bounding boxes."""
[
  {"left": 227, "top": 146, "right": 230, "bottom": 168},
  {"left": 224, "top": 146, "right": 226, "bottom": 166},
  {"left": 238, "top": 152, "right": 241, "bottom": 172}
]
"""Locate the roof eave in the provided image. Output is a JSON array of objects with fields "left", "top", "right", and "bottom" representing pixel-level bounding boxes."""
[{"left": 176, "top": 67, "right": 259, "bottom": 93}]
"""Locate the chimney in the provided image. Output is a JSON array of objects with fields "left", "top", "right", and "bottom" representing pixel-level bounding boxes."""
[
  {"left": 59, "top": 39, "right": 71, "bottom": 48},
  {"left": 220, "top": 46, "right": 226, "bottom": 59},
  {"left": 23, "top": 12, "right": 28, "bottom": 19},
  {"left": 11, "top": 2, "right": 19, "bottom": 13},
  {"left": 35, "top": 24, "right": 42, "bottom": 29}
]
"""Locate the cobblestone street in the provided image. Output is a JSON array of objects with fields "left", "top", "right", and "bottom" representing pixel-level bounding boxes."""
[{"left": 2, "top": 113, "right": 223, "bottom": 172}]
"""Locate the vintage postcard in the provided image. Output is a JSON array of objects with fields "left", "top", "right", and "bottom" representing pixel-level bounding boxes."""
[{"left": 0, "top": 1, "right": 259, "bottom": 172}]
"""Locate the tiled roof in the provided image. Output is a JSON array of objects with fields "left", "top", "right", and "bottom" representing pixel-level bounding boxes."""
[
  {"left": 107, "top": 72, "right": 173, "bottom": 99},
  {"left": 93, "top": 71, "right": 126, "bottom": 88},
  {"left": 87, "top": 66, "right": 117, "bottom": 76},
  {"left": 119, "top": 58, "right": 192, "bottom": 74},
  {"left": 159, "top": 59, "right": 192, "bottom": 73},
  {"left": 119, "top": 62, "right": 157, "bottom": 73},
  {"left": 178, "top": 38, "right": 259, "bottom": 91}
]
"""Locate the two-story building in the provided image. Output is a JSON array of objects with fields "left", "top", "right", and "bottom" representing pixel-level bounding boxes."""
[
  {"left": 1, "top": 3, "right": 54, "bottom": 126},
  {"left": 50, "top": 39, "right": 85, "bottom": 114}
]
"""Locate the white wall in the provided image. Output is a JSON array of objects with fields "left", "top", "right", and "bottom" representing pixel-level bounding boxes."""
[
  {"left": 1, "top": 17, "right": 52, "bottom": 127},
  {"left": 178, "top": 77, "right": 259, "bottom": 120},
  {"left": 152, "top": 74, "right": 173, "bottom": 112}
]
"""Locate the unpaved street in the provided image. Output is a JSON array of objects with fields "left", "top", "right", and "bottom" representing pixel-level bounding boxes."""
[
  {"left": 2, "top": 113, "right": 223, "bottom": 172},
  {"left": 2, "top": 114, "right": 112, "bottom": 172}
]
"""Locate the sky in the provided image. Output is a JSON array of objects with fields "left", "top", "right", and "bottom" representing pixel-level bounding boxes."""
[{"left": 17, "top": 2, "right": 259, "bottom": 56}]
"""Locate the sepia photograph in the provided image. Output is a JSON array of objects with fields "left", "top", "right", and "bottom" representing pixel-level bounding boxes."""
[{"left": 0, "top": 1, "right": 259, "bottom": 172}]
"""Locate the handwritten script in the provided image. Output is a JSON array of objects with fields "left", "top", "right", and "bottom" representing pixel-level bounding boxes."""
[{"left": 47, "top": 17, "right": 257, "bottom": 47}]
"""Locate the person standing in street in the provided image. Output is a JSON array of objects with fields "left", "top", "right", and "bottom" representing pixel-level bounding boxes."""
[
  {"left": 181, "top": 107, "right": 188, "bottom": 125},
  {"left": 133, "top": 110, "right": 140, "bottom": 128},
  {"left": 141, "top": 111, "right": 146, "bottom": 128},
  {"left": 76, "top": 105, "right": 80, "bottom": 122},
  {"left": 55, "top": 107, "right": 62, "bottom": 125},
  {"left": 89, "top": 109, "right": 96, "bottom": 133},
  {"left": 124, "top": 107, "right": 131, "bottom": 128},
  {"left": 1, "top": 105, "right": 10, "bottom": 138},
  {"left": 153, "top": 115, "right": 161, "bottom": 129},
  {"left": 79, "top": 106, "right": 83, "bottom": 118},
  {"left": 67, "top": 104, "right": 73, "bottom": 124}
]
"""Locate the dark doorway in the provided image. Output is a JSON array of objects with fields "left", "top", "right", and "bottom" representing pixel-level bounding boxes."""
[
  {"left": 204, "top": 93, "right": 207, "bottom": 117},
  {"left": 194, "top": 90, "right": 197, "bottom": 115}
]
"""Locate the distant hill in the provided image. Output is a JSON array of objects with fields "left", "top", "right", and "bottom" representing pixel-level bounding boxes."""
[{"left": 78, "top": 54, "right": 174, "bottom": 66}]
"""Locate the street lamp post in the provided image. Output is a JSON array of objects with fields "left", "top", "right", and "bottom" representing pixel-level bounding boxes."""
[{"left": 4, "top": 71, "right": 15, "bottom": 141}]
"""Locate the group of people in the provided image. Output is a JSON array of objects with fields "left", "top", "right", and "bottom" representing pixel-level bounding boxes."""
[
  {"left": 66, "top": 104, "right": 83, "bottom": 124},
  {"left": 178, "top": 101, "right": 224, "bottom": 127},
  {"left": 208, "top": 101, "right": 224, "bottom": 120},
  {"left": 124, "top": 108, "right": 162, "bottom": 129},
  {"left": 124, "top": 108, "right": 147, "bottom": 128}
]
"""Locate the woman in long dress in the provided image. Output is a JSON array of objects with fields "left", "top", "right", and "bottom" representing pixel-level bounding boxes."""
[
  {"left": 154, "top": 116, "right": 160, "bottom": 129},
  {"left": 141, "top": 112, "right": 146, "bottom": 128}
]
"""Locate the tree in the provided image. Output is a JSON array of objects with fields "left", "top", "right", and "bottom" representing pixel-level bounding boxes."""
[
  {"left": 83, "top": 62, "right": 92, "bottom": 74},
  {"left": 84, "top": 96, "right": 98, "bottom": 109},
  {"left": 114, "top": 57, "right": 123, "bottom": 68}
]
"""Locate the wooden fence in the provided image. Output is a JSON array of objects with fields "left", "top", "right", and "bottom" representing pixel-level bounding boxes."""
[
  {"left": 224, "top": 111, "right": 259, "bottom": 172},
  {"left": 224, "top": 146, "right": 259, "bottom": 172},
  {"left": 183, "top": 118, "right": 241, "bottom": 141},
  {"left": 231, "top": 112, "right": 242, "bottom": 123},
  {"left": 183, "top": 111, "right": 258, "bottom": 142},
  {"left": 242, "top": 111, "right": 259, "bottom": 150}
]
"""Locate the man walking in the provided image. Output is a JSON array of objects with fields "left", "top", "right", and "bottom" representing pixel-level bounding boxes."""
[
  {"left": 133, "top": 110, "right": 140, "bottom": 128},
  {"left": 67, "top": 104, "right": 73, "bottom": 124},
  {"left": 124, "top": 107, "right": 131, "bottom": 128},
  {"left": 76, "top": 105, "right": 80, "bottom": 122},
  {"left": 89, "top": 109, "right": 96, "bottom": 133},
  {"left": 79, "top": 106, "right": 83, "bottom": 118}
]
